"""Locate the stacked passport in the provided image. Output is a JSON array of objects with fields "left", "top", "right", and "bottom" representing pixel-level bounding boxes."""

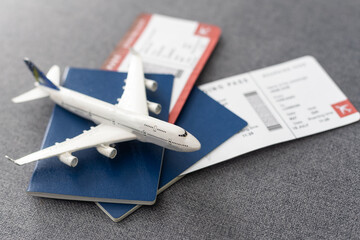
[{"left": 26, "top": 67, "right": 248, "bottom": 221}]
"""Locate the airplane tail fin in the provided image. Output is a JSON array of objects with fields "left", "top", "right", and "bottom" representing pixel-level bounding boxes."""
[
  {"left": 23, "top": 58, "right": 60, "bottom": 90},
  {"left": 12, "top": 59, "right": 61, "bottom": 103}
]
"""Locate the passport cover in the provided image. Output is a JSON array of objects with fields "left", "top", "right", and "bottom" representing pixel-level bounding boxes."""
[
  {"left": 27, "top": 68, "right": 173, "bottom": 205},
  {"left": 97, "top": 88, "right": 248, "bottom": 221}
]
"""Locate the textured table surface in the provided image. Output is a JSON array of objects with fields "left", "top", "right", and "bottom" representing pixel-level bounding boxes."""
[{"left": 1, "top": 0, "right": 359, "bottom": 239}]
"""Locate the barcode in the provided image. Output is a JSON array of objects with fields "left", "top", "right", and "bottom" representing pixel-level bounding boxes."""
[
  {"left": 143, "top": 62, "right": 183, "bottom": 78},
  {"left": 244, "top": 91, "right": 282, "bottom": 131}
]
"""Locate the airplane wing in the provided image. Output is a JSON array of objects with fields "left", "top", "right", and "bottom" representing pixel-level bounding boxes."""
[
  {"left": 117, "top": 50, "right": 149, "bottom": 115},
  {"left": 8, "top": 124, "right": 136, "bottom": 165}
]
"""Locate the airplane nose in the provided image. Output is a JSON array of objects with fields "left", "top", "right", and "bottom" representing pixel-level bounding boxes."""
[
  {"left": 187, "top": 133, "right": 201, "bottom": 151},
  {"left": 193, "top": 137, "right": 201, "bottom": 151}
]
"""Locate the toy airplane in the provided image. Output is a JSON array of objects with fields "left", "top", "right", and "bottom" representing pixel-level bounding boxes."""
[{"left": 6, "top": 50, "right": 201, "bottom": 167}]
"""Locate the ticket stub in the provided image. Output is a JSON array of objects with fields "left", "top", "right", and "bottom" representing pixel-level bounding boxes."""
[
  {"left": 183, "top": 56, "right": 359, "bottom": 174},
  {"left": 102, "top": 13, "right": 221, "bottom": 123}
]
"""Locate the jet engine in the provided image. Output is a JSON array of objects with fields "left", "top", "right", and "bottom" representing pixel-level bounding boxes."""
[
  {"left": 145, "top": 79, "right": 158, "bottom": 92},
  {"left": 147, "top": 101, "right": 162, "bottom": 115},
  {"left": 96, "top": 144, "right": 117, "bottom": 159},
  {"left": 58, "top": 152, "right": 78, "bottom": 167}
]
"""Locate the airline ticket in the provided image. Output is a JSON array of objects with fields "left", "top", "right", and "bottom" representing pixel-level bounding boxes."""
[
  {"left": 184, "top": 56, "right": 359, "bottom": 174},
  {"left": 102, "top": 13, "right": 221, "bottom": 123}
]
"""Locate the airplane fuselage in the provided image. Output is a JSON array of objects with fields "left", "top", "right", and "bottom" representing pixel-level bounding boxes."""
[{"left": 44, "top": 85, "right": 200, "bottom": 152}]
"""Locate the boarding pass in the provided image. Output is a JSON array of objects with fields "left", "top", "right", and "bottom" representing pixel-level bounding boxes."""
[
  {"left": 102, "top": 13, "right": 221, "bottom": 123},
  {"left": 184, "top": 56, "right": 359, "bottom": 174}
]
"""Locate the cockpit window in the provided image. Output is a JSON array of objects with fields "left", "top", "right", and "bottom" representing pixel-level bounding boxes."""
[{"left": 178, "top": 130, "right": 188, "bottom": 137}]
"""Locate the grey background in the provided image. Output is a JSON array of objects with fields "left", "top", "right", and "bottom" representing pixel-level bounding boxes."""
[{"left": 1, "top": 0, "right": 359, "bottom": 239}]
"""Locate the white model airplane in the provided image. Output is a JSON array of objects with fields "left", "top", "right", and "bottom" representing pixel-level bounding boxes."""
[{"left": 6, "top": 51, "right": 200, "bottom": 167}]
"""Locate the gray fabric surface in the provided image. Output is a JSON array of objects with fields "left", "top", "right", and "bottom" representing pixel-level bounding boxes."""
[{"left": 1, "top": 0, "right": 359, "bottom": 239}]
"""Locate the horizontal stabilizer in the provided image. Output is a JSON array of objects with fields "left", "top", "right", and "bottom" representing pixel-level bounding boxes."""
[
  {"left": 12, "top": 64, "right": 61, "bottom": 103},
  {"left": 12, "top": 87, "right": 49, "bottom": 103}
]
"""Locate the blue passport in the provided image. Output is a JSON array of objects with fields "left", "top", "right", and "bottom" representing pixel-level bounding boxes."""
[
  {"left": 97, "top": 87, "right": 248, "bottom": 221},
  {"left": 27, "top": 68, "right": 173, "bottom": 205}
]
